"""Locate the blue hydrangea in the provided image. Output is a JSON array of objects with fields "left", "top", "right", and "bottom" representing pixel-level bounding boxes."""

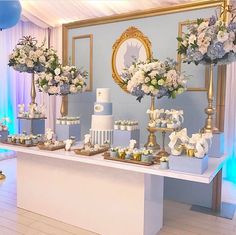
[
  {"left": 208, "top": 15, "right": 216, "bottom": 26},
  {"left": 207, "top": 42, "right": 225, "bottom": 60},
  {"left": 228, "top": 22, "right": 236, "bottom": 32},
  {"left": 132, "top": 86, "right": 145, "bottom": 102},
  {"left": 156, "top": 87, "right": 168, "bottom": 99},
  {"left": 186, "top": 47, "right": 203, "bottom": 63},
  {"left": 60, "top": 84, "right": 69, "bottom": 95}
]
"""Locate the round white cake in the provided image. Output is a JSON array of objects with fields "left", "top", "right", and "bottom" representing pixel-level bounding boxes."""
[
  {"left": 91, "top": 115, "right": 113, "bottom": 130},
  {"left": 90, "top": 88, "right": 113, "bottom": 145}
]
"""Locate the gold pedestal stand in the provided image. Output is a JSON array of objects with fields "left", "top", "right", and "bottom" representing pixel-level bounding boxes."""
[
  {"left": 202, "top": 64, "right": 219, "bottom": 134},
  {"left": 144, "top": 96, "right": 160, "bottom": 151},
  {"left": 30, "top": 73, "right": 37, "bottom": 105},
  {"left": 0, "top": 171, "right": 6, "bottom": 180},
  {"left": 60, "top": 95, "right": 68, "bottom": 117},
  {"left": 149, "top": 127, "right": 177, "bottom": 157}
]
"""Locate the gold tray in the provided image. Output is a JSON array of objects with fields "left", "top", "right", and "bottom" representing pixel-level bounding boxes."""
[
  {"left": 1, "top": 141, "right": 36, "bottom": 147},
  {"left": 103, "top": 152, "right": 155, "bottom": 166},
  {"left": 74, "top": 147, "right": 109, "bottom": 156},
  {"left": 37, "top": 143, "right": 65, "bottom": 151}
]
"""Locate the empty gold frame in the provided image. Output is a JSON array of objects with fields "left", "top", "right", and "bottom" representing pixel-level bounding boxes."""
[
  {"left": 177, "top": 19, "right": 208, "bottom": 92},
  {"left": 111, "top": 27, "right": 152, "bottom": 92},
  {"left": 72, "top": 34, "right": 93, "bottom": 91}
]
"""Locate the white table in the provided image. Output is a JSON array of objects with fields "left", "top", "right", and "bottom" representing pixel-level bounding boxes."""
[{"left": 0, "top": 143, "right": 226, "bottom": 235}]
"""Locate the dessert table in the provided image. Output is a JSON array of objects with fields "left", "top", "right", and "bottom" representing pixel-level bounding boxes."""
[{"left": 0, "top": 143, "right": 226, "bottom": 235}]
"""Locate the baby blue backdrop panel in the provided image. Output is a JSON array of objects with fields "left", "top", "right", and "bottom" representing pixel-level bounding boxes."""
[{"left": 67, "top": 7, "right": 218, "bottom": 144}]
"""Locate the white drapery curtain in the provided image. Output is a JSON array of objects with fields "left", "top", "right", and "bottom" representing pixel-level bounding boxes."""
[
  {"left": 0, "top": 21, "right": 62, "bottom": 133},
  {"left": 224, "top": 63, "right": 236, "bottom": 181}
]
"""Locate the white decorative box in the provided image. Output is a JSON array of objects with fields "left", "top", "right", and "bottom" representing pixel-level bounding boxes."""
[
  {"left": 56, "top": 124, "right": 81, "bottom": 141},
  {"left": 113, "top": 129, "right": 140, "bottom": 148},
  {"left": 18, "top": 118, "right": 45, "bottom": 135},
  {"left": 0, "top": 130, "right": 8, "bottom": 142},
  {"left": 208, "top": 133, "right": 224, "bottom": 158},
  {"left": 168, "top": 155, "right": 208, "bottom": 174}
]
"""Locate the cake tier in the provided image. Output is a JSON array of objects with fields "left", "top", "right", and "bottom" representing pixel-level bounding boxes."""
[
  {"left": 94, "top": 102, "right": 112, "bottom": 115},
  {"left": 96, "top": 88, "right": 110, "bottom": 102},
  {"left": 90, "top": 129, "right": 113, "bottom": 146},
  {"left": 91, "top": 115, "right": 113, "bottom": 130}
]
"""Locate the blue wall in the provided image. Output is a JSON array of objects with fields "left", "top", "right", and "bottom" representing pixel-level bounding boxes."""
[{"left": 66, "top": 7, "right": 218, "bottom": 145}]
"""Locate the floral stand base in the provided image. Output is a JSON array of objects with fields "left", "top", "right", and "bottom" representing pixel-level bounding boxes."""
[
  {"left": 0, "top": 131, "right": 8, "bottom": 142},
  {"left": 168, "top": 155, "right": 208, "bottom": 174},
  {"left": 113, "top": 129, "right": 140, "bottom": 148},
  {"left": 18, "top": 118, "right": 45, "bottom": 135},
  {"left": 56, "top": 123, "right": 81, "bottom": 141},
  {"left": 208, "top": 133, "right": 224, "bottom": 158}
]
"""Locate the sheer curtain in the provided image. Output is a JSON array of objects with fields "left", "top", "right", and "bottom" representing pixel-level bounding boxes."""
[
  {"left": 224, "top": 62, "right": 236, "bottom": 182},
  {"left": 0, "top": 21, "right": 62, "bottom": 133}
]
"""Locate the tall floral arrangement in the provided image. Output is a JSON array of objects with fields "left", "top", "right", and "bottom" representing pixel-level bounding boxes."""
[
  {"left": 35, "top": 65, "right": 88, "bottom": 95},
  {"left": 177, "top": 15, "right": 236, "bottom": 65},
  {"left": 122, "top": 58, "right": 187, "bottom": 102},
  {"left": 8, "top": 36, "right": 58, "bottom": 73}
]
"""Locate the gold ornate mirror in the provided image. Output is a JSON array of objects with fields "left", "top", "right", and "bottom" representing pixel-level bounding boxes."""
[{"left": 111, "top": 26, "right": 152, "bottom": 92}]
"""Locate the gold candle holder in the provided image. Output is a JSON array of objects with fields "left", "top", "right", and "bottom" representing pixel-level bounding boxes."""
[
  {"left": 144, "top": 96, "right": 160, "bottom": 150},
  {"left": 0, "top": 171, "right": 6, "bottom": 180},
  {"left": 30, "top": 73, "right": 37, "bottom": 105},
  {"left": 202, "top": 64, "right": 219, "bottom": 133}
]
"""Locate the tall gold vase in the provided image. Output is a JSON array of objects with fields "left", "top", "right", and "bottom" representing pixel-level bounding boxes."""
[
  {"left": 202, "top": 64, "right": 218, "bottom": 133},
  {"left": 60, "top": 95, "right": 68, "bottom": 117},
  {"left": 144, "top": 96, "right": 160, "bottom": 150},
  {"left": 30, "top": 73, "right": 37, "bottom": 105}
]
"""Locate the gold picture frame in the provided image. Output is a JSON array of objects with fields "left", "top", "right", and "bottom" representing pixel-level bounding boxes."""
[
  {"left": 177, "top": 19, "right": 208, "bottom": 92},
  {"left": 111, "top": 26, "right": 152, "bottom": 92},
  {"left": 72, "top": 34, "right": 93, "bottom": 91}
]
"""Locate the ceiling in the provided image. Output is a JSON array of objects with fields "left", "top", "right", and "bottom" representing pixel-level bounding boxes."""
[{"left": 20, "top": 0, "right": 195, "bottom": 28}]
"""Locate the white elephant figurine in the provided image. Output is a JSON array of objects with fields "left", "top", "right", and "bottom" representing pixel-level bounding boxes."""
[
  {"left": 168, "top": 128, "right": 188, "bottom": 156},
  {"left": 45, "top": 128, "right": 54, "bottom": 141},
  {"left": 18, "top": 104, "right": 25, "bottom": 117},
  {"left": 129, "top": 139, "right": 137, "bottom": 150},
  {"left": 65, "top": 139, "right": 73, "bottom": 151}
]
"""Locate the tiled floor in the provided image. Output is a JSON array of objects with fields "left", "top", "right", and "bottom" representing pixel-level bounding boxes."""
[{"left": 0, "top": 158, "right": 236, "bottom": 235}]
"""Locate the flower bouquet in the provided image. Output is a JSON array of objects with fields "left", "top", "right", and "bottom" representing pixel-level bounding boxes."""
[
  {"left": 177, "top": 15, "right": 236, "bottom": 65},
  {"left": 122, "top": 58, "right": 187, "bottom": 102},
  {"left": 35, "top": 65, "right": 88, "bottom": 95},
  {"left": 177, "top": 13, "right": 236, "bottom": 132},
  {"left": 8, "top": 36, "right": 58, "bottom": 73}
]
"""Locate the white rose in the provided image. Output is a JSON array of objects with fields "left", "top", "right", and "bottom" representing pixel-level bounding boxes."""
[
  {"left": 70, "top": 85, "right": 78, "bottom": 93},
  {"left": 229, "top": 32, "right": 235, "bottom": 42},
  {"left": 54, "top": 68, "right": 61, "bottom": 76},
  {"left": 48, "top": 86, "right": 59, "bottom": 94},
  {"left": 149, "top": 85, "right": 155, "bottom": 92},
  {"left": 36, "top": 50, "right": 43, "bottom": 57},
  {"left": 151, "top": 79, "right": 157, "bottom": 85},
  {"left": 26, "top": 60, "right": 34, "bottom": 68},
  {"left": 19, "top": 58, "right": 26, "bottom": 64},
  {"left": 39, "top": 56, "right": 46, "bottom": 63},
  {"left": 142, "top": 84, "right": 150, "bottom": 94},
  {"left": 224, "top": 41, "right": 233, "bottom": 53},
  {"left": 158, "top": 79, "right": 165, "bottom": 86},
  {"left": 149, "top": 70, "right": 158, "bottom": 78},
  {"left": 199, "top": 46, "right": 207, "bottom": 54},
  {"left": 217, "top": 31, "right": 229, "bottom": 43},
  {"left": 145, "top": 77, "right": 150, "bottom": 83},
  {"left": 188, "top": 34, "right": 196, "bottom": 44},
  {"left": 167, "top": 70, "right": 177, "bottom": 81},
  {"left": 197, "top": 21, "right": 208, "bottom": 33}
]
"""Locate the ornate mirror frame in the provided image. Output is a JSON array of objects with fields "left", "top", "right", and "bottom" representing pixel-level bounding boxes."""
[{"left": 111, "top": 27, "right": 152, "bottom": 92}]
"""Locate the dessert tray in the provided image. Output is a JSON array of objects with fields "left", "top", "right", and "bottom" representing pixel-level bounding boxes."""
[
  {"left": 37, "top": 142, "right": 65, "bottom": 151},
  {"left": 1, "top": 141, "right": 37, "bottom": 147},
  {"left": 103, "top": 152, "right": 155, "bottom": 166},
  {"left": 74, "top": 146, "right": 109, "bottom": 156}
]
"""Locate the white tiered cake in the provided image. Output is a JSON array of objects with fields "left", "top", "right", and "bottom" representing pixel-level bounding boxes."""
[{"left": 90, "top": 88, "right": 113, "bottom": 145}]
